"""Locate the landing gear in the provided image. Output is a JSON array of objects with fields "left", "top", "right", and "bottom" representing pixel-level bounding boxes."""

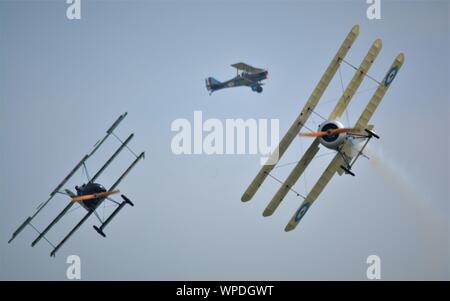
[
  {"left": 337, "top": 127, "right": 380, "bottom": 177},
  {"left": 251, "top": 85, "right": 263, "bottom": 93}
]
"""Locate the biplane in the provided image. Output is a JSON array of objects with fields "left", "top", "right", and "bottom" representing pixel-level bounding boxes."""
[
  {"left": 8, "top": 113, "right": 145, "bottom": 256},
  {"left": 241, "top": 25, "right": 404, "bottom": 232},
  {"left": 206, "top": 62, "right": 268, "bottom": 94}
]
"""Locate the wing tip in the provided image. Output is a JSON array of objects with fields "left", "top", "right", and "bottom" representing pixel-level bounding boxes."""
[
  {"left": 374, "top": 38, "right": 382, "bottom": 48},
  {"left": 262, "top": 208, "right": 273, "bottom": 217},
  {"left": 241, "top": 193, "right": 251, "bottom": 202},
  {"left": 397, "top": 52, "right": 405, "bottom": 63},
  {"left": 284, "top": 223, "right": 296, "bottom": 232}
]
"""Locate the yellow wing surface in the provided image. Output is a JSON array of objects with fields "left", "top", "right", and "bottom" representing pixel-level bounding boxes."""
[
  {"left": 284, "top": 52, "right": 405, "bottom": 232},
  {"left": 263, "top": 38, "right": 383, "bottom": 217}
]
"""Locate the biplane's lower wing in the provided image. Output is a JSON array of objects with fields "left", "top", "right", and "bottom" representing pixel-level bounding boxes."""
[
  {"left": 241, "top": 25, "right": 360, "bottom": 203},
  {"left": 263, "top": 38, "right": 382, "bottom": 216},
  {"left": 233, "top": 76, "right": 254, "bottom": 87},
  {"left": 284, "top": 153, "right": 344, "bottom": 232}
]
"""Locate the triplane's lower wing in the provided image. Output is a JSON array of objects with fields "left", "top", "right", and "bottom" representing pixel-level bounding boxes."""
[{"left": 285, "top": 153, "right": 343, "bottom": 231}]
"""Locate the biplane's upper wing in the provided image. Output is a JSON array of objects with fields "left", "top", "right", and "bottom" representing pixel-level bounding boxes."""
[
  {"left": 284, "top": 153, "right": 344, "bottom": 231},
  {"left": 231, "top": 62, "right": 265, "bottom": 74},
  {"left": 241, "top": 25, "right": 360, "bottom": 203},
  {"left": 263, "top": 38, "right": 382, "bottom": 216}
]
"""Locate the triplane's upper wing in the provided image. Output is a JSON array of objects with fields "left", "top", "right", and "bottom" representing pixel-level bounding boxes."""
[
  {"left": 241, "top": 25, "right": 360, "bottom": 203},
  {"left": 231, "top": 62, "right": 265, "bottom": 74}
]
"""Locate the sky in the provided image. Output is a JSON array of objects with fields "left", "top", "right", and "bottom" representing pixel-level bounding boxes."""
[{"left": 0, "top": 0, "right": 449, "bottom": 280}]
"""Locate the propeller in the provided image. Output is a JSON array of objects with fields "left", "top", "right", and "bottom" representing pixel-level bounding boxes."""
[
  {"left": 71, "top": 190, "right": 120, "bottom": 202},
  {"left": 299, "top": 128, "right": 361, "bottom": 137}
]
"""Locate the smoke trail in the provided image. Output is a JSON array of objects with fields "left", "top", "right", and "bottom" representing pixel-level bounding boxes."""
[
  {"left": 364, "top": 145, "right": 446, "bottom": 227},
  {"left": 364, "top": 145, "right": 448, "bottom": 277}
]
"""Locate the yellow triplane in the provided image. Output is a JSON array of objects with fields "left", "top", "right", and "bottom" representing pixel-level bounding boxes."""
[{"left": 241, "top": 25, "right": 404, "bottom": 232}]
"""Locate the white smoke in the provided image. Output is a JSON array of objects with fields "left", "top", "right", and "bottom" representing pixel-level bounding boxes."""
[{"left": 364, "top": 145, "right": 448, "bottom": 276}]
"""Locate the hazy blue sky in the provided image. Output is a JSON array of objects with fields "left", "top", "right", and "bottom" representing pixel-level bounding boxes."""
[{"left": 1, "top": 0, "right": 449, "bottom": 280}]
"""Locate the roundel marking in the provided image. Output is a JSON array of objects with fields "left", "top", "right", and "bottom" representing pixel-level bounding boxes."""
[
  {"left": 295, "top": 202, "right": 310, "bottom": 222},
  {"left": 384, "top": 66, "right": 398, "bottom": 87}
]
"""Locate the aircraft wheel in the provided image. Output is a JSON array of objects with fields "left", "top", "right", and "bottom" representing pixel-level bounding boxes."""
[{"left": 256, "top": 86, "right": 263, "bottom": 93}]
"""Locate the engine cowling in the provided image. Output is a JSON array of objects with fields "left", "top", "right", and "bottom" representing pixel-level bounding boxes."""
[{"left": 318, "top": 120, "right": 347, "bottom": 150}]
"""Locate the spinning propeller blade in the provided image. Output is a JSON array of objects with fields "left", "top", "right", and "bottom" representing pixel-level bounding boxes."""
[
  {"left": 299, "top": 128, "right": 361, "bottom": 137},
  {"left": 71, "top": 190, "right": 120, "bottom": 202}
]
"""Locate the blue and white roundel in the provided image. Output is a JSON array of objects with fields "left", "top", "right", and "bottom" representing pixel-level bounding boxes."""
[
  {"left": 384, "top": 66, "right": 398, "bottom": 87},
  {"left": 295, "top": 202, "right": 310, "bottom": 222}
]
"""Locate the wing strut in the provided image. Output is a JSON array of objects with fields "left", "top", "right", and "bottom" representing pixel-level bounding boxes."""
[
  {"left": 50, "top": 210, "right": 94, "bottom": 257},
  {"left": 89, "top": 133, "right": 134, "bottom": 183},
  {"left": 31, "top": 202, "right": 75, "bottom": 247}
]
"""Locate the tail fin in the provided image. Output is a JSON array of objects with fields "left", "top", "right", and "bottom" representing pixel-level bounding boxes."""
[{"left": 205, "top": 77, "right": 221, "bottom": 91}]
